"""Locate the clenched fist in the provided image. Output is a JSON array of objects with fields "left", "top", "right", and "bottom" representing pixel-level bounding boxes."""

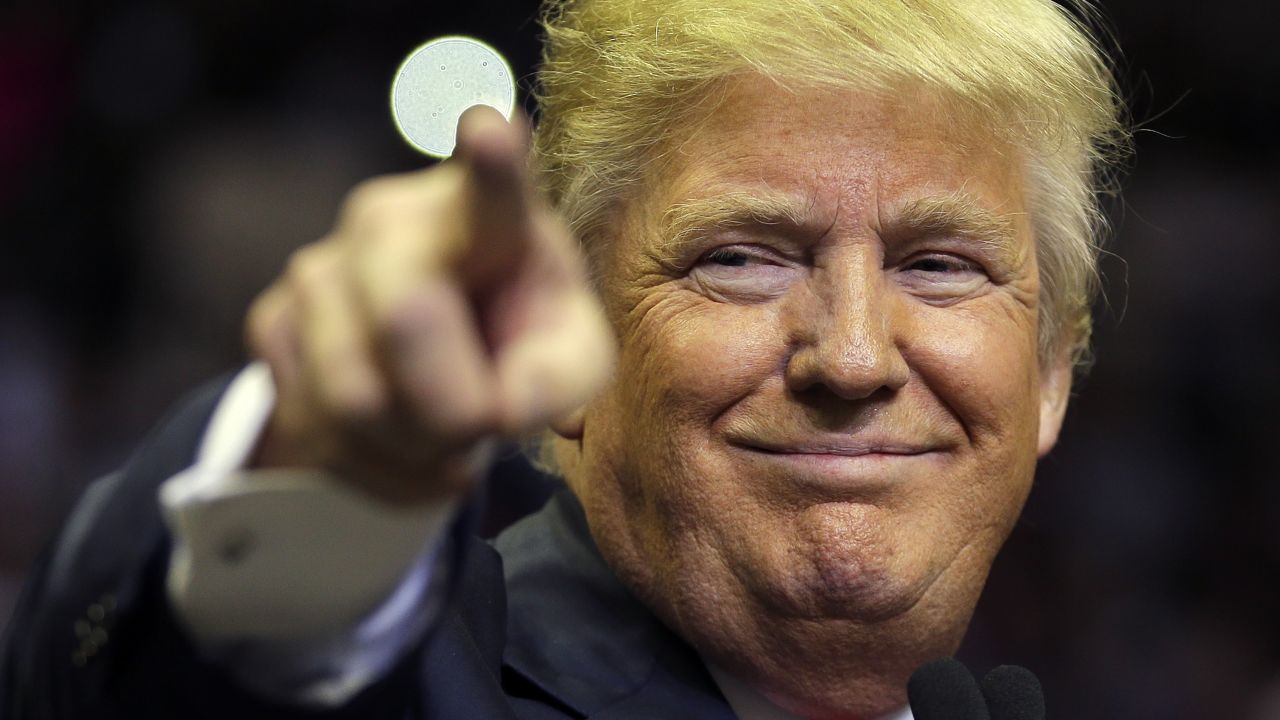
[{"left": 245, "top": 106, "right": 614, "bottom": 504}]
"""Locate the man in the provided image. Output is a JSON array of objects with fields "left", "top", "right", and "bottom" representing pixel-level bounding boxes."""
[{"left": 1, "top": 0, "right": 1126, "bottom": 718}]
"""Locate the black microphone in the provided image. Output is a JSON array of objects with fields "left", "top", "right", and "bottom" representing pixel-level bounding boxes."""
[
  {"left": 907, "top": 658, "right": 990, "bottom": 720},
  {"left": 980, "top": 665, "right": 1045, "bottom": 720},
  {"left": 907, "top": 658, "right": 1045, "bottom": 720}
]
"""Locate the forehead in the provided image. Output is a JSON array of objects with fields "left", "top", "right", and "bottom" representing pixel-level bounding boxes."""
[{"left": 640, "top": 78, "right": 1029, "bottom": 237}]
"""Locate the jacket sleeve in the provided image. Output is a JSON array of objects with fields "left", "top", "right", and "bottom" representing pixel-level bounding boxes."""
[
  {"left": 159, "top": 363, "right": 460, "bottom": 706},
  {"left": 0, "top": 376, "right": 494, "bottom": 720}
]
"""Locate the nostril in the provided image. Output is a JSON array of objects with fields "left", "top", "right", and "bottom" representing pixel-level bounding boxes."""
[{"left": 784, "top": 344, "right": 907, "bottom": 401}]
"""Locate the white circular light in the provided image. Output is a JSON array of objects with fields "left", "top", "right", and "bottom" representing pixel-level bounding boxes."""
[{"left": 390, "top": 36, "right": 515, "bottom": 158}]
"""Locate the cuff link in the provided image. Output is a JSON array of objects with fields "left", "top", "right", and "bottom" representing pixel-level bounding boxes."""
[{"left": 217, "top": 526, "right": 256, "bottom": 565}]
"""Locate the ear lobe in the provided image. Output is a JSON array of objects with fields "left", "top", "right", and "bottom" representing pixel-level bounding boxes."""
[
  {"left": 549, "top": 405, "right": 586, "bottom": 440},
  {"left": 1037, "top": 356, "right": 1073, "bottom": 457}
]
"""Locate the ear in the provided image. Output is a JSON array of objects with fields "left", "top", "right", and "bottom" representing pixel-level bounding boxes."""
[
  {"left": 1037, "top": 355, "right": 1073, "bottom": 457},
  {"left": 549, "top": 405, "right": 586, "bottom": 440}
]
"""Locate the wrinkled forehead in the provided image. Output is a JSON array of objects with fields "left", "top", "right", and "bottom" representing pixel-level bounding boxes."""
[{"left": 618, "top": 78, "right": 1031, "bottom": 250}]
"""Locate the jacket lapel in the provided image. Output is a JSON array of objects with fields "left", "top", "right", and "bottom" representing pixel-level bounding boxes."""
[{"left": 495, "top": 489, "right": 736, "bottom": 720}]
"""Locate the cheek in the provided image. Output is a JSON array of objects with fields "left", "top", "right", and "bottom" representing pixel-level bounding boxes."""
[
  {"left": 580, "top": 295, "right": 791, "bottom": 599},
  {"left": 902, "top": 298, "right": 1043, "bottom": 536},
  {"left": 907, "top": 299, "right": 1042, "bottom": 443},
  {"left": 591, "top": 297, "right": 787, "bottom": 516},
  {"left": 621, "top": 296, "right": 786, "bottom": 423}
]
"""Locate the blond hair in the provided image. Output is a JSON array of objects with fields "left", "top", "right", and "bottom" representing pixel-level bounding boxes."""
[{"left": 530, "top": 0, "right": 1128, "bottom": 371}]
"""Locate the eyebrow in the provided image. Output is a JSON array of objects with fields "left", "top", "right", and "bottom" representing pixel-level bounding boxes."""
[
  {"left": 885, "top": 192, "right": 1024, "bottom": 259},
  {"left": 653, "top": 188, "right": 1025, "bottom": 265},
  {"left": 654, "top": 190, "right": 822, "bottom": 264}
]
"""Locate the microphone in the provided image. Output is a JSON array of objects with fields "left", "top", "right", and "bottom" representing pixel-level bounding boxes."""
[
  {"left": 908, "top": 658, "right": 990, "bottom": 720},
  {"left": 980, "top": 665, "right": 1045, "bottom": 720},
  {"left": 907, "top": 658, "right": 1045, "bottom": 720}
]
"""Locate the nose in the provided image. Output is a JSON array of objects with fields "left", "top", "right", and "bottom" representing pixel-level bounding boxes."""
[{"left": 784, "top": 254, "right": 910, "bottom": 400}]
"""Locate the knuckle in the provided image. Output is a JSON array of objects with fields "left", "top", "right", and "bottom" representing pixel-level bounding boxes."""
[
  {"left": 244, "top": 307, "right": 272, "bottom": 357},
  {"left": 310, "top": 347, "right": 387, "bottom": 426},
  {"left": 340, "top": 176, "right": 398, "bottom": 223},
  {"left": 381, "top": 295, "right": 428, "bottom": 340},
  {"left": 369, "top": 309, "right": 410, "bottom": 354},
  {"left": 245, "top": 290, "right": 275, "bottom": 339},
  {"left": 318, "top": 378, "right": 387, "bottom": 429},
  {"left": 245, "top": 288, "right": 291, "bottom": 359},
  {"left": 285, "top": 242, "right": 342, "bottom": 293},
  {"left": 285, "top": 244, "right": 320, "bottom": 283},
  {"left": 417, "top": 402, "right": 490, "bottom": 448},
  {"left": 374, "top": 285, "right": 450, "bottom": 349}
]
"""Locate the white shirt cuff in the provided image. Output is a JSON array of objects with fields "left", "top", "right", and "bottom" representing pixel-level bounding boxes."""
[{"left": 159, "top": 362, "right": 459, "bottom": 705}]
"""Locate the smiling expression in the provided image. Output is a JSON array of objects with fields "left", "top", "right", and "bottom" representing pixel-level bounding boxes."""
[{"left": 556, "top": 77, "right": 1071, "bottom": 716}]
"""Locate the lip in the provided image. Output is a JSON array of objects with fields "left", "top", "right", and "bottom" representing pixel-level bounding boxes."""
[
  {"left": 734, "top": 438, "right": 940, "bottom": 457},
  {"left": 726, "top": 438, "right": 946, "bottom": 491},
  {"left": 748, "top": 445, "right": 933, "bottom": 458},
  {"left": 739, "top": 447, "right": 941, "bottom": 471}
]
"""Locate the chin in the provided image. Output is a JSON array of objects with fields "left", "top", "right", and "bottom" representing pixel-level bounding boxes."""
[
  {"left": 813, "top": 558, "right": 925, "bottom": 622},
  {"left": 754, "top": 547, "right": 926, "bottom": 625},
  {"left": 754, "top": 501, "right": 934, "bottom": 622}
]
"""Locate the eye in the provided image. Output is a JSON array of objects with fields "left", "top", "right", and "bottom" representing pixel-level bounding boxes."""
[
  {"left": 702, "top": 248, "right": 754, "bottom": 267},
  {"left": 896, "top": 252, "right": 990, "bottom": 300},
  {"left": 905, "top": 254, "right": 982, "bottom": 275},
  {"left": 689, "top": 245, "right": 800, "bottom": 302}
]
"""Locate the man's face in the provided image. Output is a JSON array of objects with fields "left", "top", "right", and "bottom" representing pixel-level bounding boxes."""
[{"left": 562, "top": 77, "right": 1070, "bottom": 712}]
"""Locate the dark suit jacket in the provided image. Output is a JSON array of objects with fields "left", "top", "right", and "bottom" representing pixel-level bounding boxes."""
[{"left": 0, "top": 381, "right": 737, "bottom": 720}]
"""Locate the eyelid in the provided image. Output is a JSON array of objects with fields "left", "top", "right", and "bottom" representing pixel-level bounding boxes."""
[
  {"left": 887, "top": 230, "right": 1020, "bottom": 272},
  {"left": 697, "top": 242, "right": 799, "bottom": 265},
  {"left": 898, "top": 249, "right": 987, "bottom": 274},
  {"left": 704, "top": 247, "right": 750, "bottom": 260},
  {"left": 916, "top": 252, "right": 981, "bottom": 269}
]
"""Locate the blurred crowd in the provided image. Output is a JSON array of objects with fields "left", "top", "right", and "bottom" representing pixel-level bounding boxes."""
[{"left": 1, "top": 1, "right": 1277, "bottom": 718}]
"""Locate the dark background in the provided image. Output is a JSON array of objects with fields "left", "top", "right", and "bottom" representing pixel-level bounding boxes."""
[{"left": 1, "top": 1, "right": 1276, "bottom": 717}]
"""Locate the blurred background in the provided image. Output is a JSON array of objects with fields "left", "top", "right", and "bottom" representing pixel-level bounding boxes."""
[{"left": 1, "top": 0, "right": 1276, "bottom": 717}]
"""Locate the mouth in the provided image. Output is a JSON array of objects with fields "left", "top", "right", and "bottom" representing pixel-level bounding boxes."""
[
  {"left": 744, "top": 443, "right": 935, "bottom": 457},
  {"left": 727, "top": 438, "right": 947, "bottom": 490},
  {"left": 734, "top": 436, "right": 941, "bottom": 458}
]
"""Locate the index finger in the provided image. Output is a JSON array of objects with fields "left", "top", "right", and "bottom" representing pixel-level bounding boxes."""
[{"left": 451, "top": 105, "right": 537, "bottom": 289}]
